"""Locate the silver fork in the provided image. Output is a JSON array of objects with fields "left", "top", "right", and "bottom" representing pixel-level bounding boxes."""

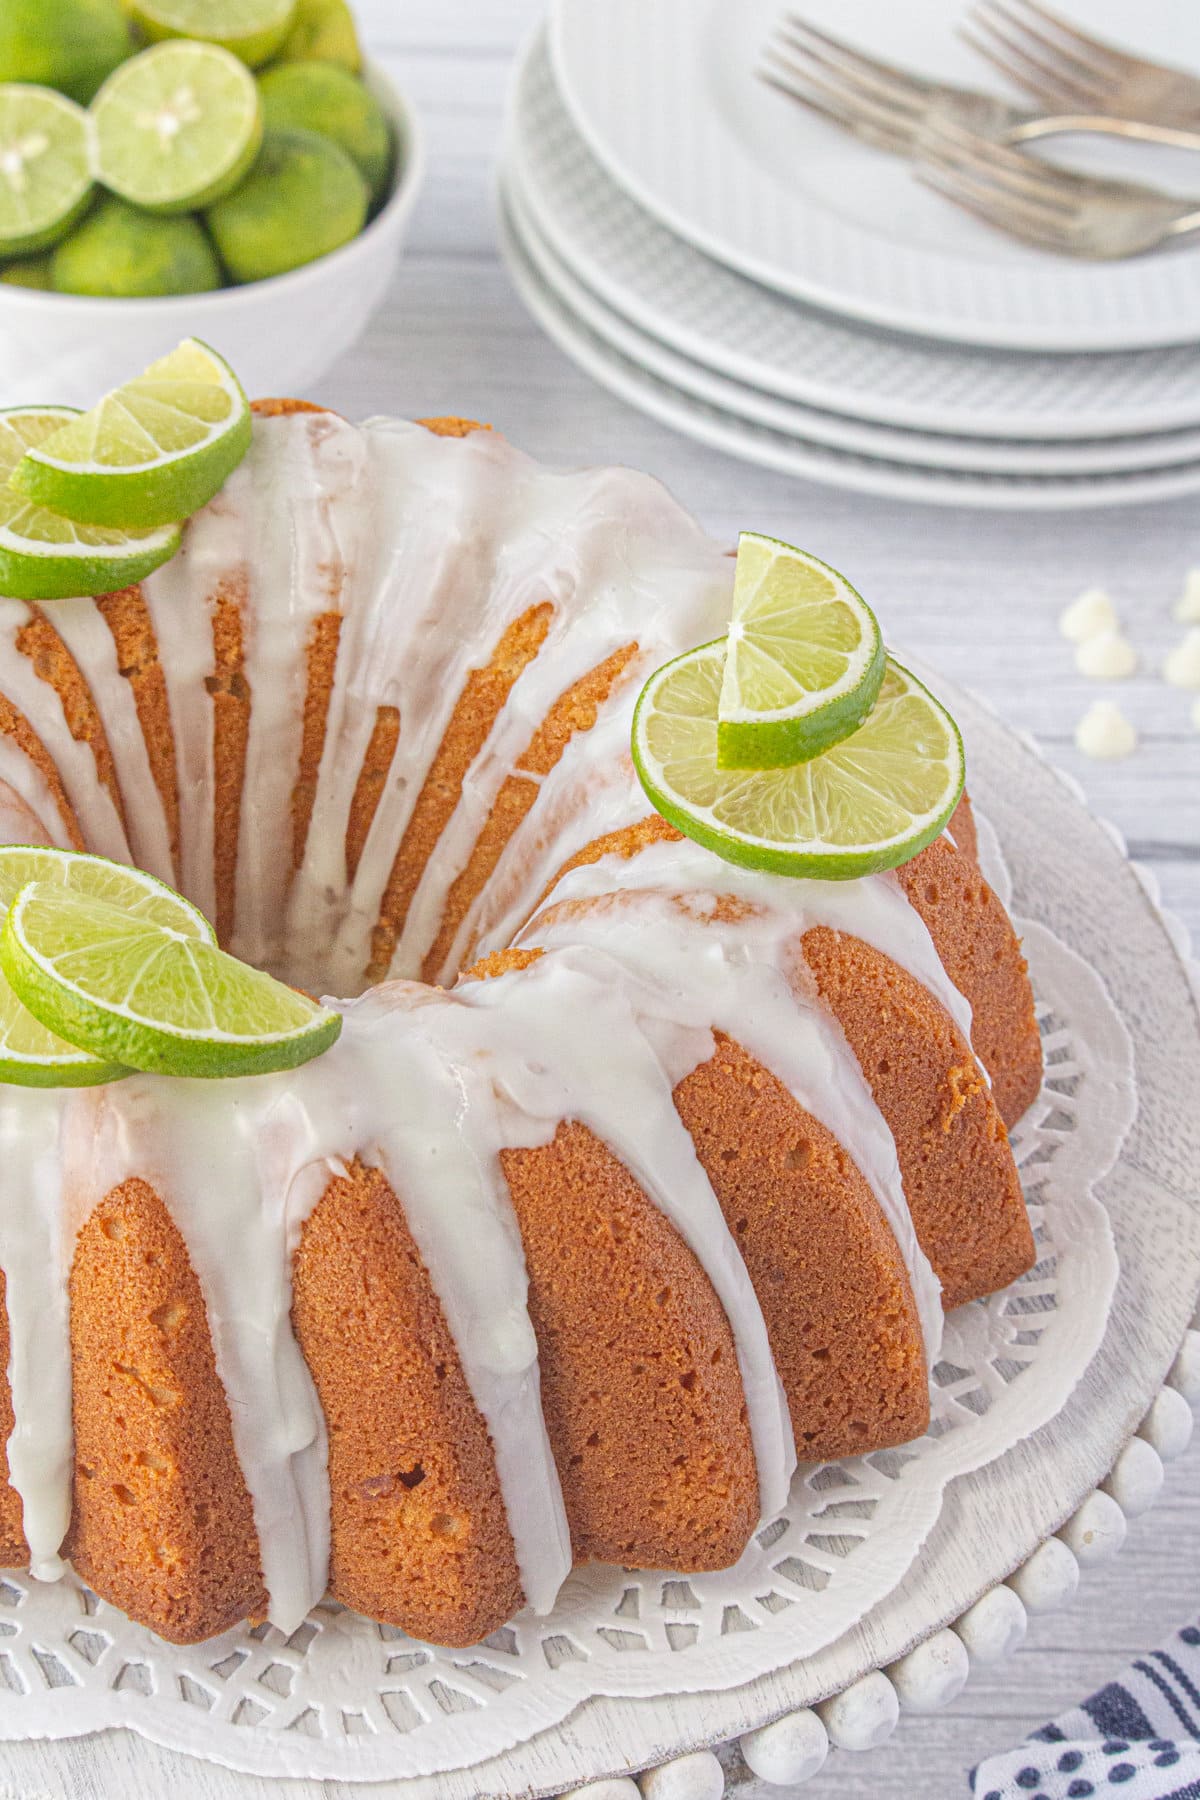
[
  {"left": 918, "top": 116, "right": 1200, "bottom": 257},
  {"left": 962, "top": 0, "right": 1200, "bottom": 131},
  {"left": 760, "top": 16, "right": 1200, "bottom": 157}
]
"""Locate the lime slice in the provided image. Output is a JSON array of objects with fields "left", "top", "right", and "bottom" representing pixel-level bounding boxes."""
[
  {"left": 130, "top": 0, "right": 296, "bottom": 68},
  {"left": 717, "top": 534, "right": 885, "bottom": 770},
  {"left": 0, "top": 87, "right": 94, "bottom": 257},
  {"left": 4, "top": 880, "right": 340, "bottom": 1078},
  {"left": 0, "top": 408, "right": 181, "bottom": 601},
  {"left": 91, "top": 40, "right": 263, "bottom": 213},
  {"left": 0, "top": 845, "right": 213, "bottom": 1086},
  {"left": 632, "top": 641, "right": 964, "bottom": 880},
  {"left": 10, "top": 339, "right": 251, "bottom": 531}
]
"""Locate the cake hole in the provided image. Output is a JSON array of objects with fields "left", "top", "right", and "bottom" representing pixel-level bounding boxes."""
[
  {"left": 396, "top": 1463, "right": 425, "bottom": 1490},
  {"left": 100, "top": 1218, "right": 125, "bottom": 1241},
  {"left": 429, "top": 1512, "right": 463, "bottom": 1540},
  {"left": 150, "top": 1299, "right": 187, "bottom": 1335},
  {"left": 586, "top": 1431, "right": 600, "bottom": 1447},
  {"left": 679, "top": 1370, "right": 696, "bottom": 1392},
  {"left": 111, "top": 1484, "right": 136, "bottom": 1507},
  {"left": 925, "top": 882, "right": 940, "bottom": 904},
  {"left": 784, "top": 1141, "right": 810, "bottom": 1171},
  {"left": 136, "top": 1450, "right": 169, "bottom": 1475}
]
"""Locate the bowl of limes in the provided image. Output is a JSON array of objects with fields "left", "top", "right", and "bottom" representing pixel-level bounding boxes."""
[{"left": 0, "top": 0, "right": 424, "bottom": 403}]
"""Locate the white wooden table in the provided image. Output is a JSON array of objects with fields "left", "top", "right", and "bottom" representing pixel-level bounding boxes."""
[{"left": 0, "top": 3, "right": 1197, "bottom": 1794}]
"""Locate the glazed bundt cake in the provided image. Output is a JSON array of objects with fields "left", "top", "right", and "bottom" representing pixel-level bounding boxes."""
[{"left": 0, "top": 406, "right": 1041, "bottom": 1647}]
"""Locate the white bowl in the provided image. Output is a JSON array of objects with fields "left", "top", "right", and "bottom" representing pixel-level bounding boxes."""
[{"left": 0, "top": 61, "right": 424, "bottom": 406}]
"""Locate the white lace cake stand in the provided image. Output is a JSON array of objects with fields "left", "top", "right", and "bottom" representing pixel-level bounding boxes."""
[{"left": 2, "top": 682, "right": 1198, "bottom": 1797}]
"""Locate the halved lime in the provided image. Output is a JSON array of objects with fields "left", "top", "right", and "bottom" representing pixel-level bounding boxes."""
[
  {"left": 0, "top": 87, "right": 94, "bottom": 257},
  {"left": 91, "top": 40, "right": 263, "bottom": 213},
  {"left": 131, "top": 0, "right": 296, "bottom": 68},
  {"left": 0, "top": 845, "right": 213, "bottom": 1086},
  {"left": 632, "top": 640, "right": 964, "bottom": 880},
  {"left": 717, "top": 534, "right": 885, "bottom": 770},
  {"left": 10, "top": 340, "right": 251, "bottom": 531},
  {"left": 0, "top": 408, "right": 181, "bottom": 601},
  {"left": 4, "top": 881, "right": 340, "bottom": 1077}
]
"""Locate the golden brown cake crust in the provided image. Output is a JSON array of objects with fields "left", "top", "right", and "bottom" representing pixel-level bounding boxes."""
[
  {"left": 803, "top": 929, "right": 1036, "bottom": 1309},
  {"left": 500, "top": 1121, "right": 759, "bottom": 1571},
  {"left": 0, "top": 1271, "right": 26, "bottom": 1568},
  {"left": 64, "top": 1179, "right": 267, "bottom": 1643},
  {"left": 291, "top": 1160, "right": 523, "bottom": 1647},
  {"left": 676, "top": 1035, "right": 929, "bottom": 1459}
]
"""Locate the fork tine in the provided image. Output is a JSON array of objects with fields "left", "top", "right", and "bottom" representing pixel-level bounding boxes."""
[
  {"left": 764, "top": 48, "right": 919, "bottom": 141},
  {"left": 779, "top": 17, "right": 934, "bottom": 108},
  {"left": 918, "top": 165, "right": 1071, "bottom": 247},
  {"left": 919, "top": 137, "right": 1075, "bottom": 223},
  {"left": 957, "top": 23, "right": 1067, "bottom": 109},
  {"left": 980, "top": 0, "right": 1118, "bottom": 87},
  {"left": 774, "top": 26, "right": 925, "bottom": 122},
  {"left": 1002, "top": 0, "right": 1133, "bottom": 81},
  {"left": 920, "top": 120, "right": 1081, "bottom": 211},
  {"left": 758, "top": 60, "right": 913, "bottom": 153},
  {"left": 962, "top": 8, "right": 1103, "bottom": 107}
]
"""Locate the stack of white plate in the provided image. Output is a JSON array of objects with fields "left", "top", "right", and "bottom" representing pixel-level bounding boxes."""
[{"left": 497, "top": 0, "right": 1200, "bottom": 508}]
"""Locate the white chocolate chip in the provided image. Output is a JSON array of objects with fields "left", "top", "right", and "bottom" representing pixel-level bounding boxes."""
[
  {"left": 1059, "top": 587, "right": 1118, "bottom": 642},
  {"left": 1075, "top": 701, "right": 1137, "bottom": 760},
  {"left": 1175, "top": 568, "right": 1200, "bottom": 624},
  {"left": 1163, "top": 627, "right": 1200, "bottom": 689},
  {"left": 1075, "top": 629, "right": 1138, "bottom": 680}
]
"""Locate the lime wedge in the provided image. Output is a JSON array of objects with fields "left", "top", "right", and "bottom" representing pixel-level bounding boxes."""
[
  {"left": 0, "top": 408, "right": 181, "bottom": 600},
  {"left": 91, "top": 40, "right": 263, "bottom": 213},
  {"left": 717, "top": 534, "right": 885, "bottom": 770},
  {"left": 130, "top": 0, "right": 297, "bottom": 68},
  {"left": 0, "top": 87, "right": 94, "bottom": 257},
  {"left": 2, "top": 882, "right": 341, "bottom": 1078},
  {"left": 632, "top": 641, "right": 964, "bottom": 880},
  {"left": 0, "top": 845, "right": 212, "bottom": 1086},
  {"left": 10, "top": 339, "right": 251, "bottom": 531}
]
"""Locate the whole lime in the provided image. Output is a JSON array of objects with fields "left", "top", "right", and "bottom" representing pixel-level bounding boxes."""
[
  {"left": 0, "top": 0, "right": 133, "bottom": 104},
  {"left": 275, "top": 0, "right": 361, "bottom": 71},
  {"left": 205, "top": 127, "right": 367, "bottom": 283},
  {"left": 51, "top": 195, "right": 222, "bottom": 296},
  {"left": 259, "top": 62, "right": 391, "bottom": 202},
  {"left": 0, "top": 255, "right": 53, "bottom": 289}
]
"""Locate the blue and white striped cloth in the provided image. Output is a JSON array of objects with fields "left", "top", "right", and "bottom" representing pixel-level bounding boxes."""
[{"left": 972, "top": 1622, "right": 1200, "bottom": 1799}]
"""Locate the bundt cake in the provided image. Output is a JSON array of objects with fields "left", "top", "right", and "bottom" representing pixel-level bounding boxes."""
[{"left": 0, "top": 405, "right": 1041, "bottom": 1648}]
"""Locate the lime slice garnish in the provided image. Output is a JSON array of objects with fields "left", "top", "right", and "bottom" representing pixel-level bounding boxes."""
[
  {"left": 0, "top": 87, "right": 94, "bottom": 256},
  {"left": 0, "top": 408, "right": 181, "bottom": 600},
  {"left": 130, "top": 0, "right": 297, "bottom": 68},
  {"left": 10, "top": 339, "right": 252, "bottom": 531},
  {"left": 632, "top": 640, "right": 964, "bottom": 880},
  {"left": 2, "top": 880, "right": 340, "bottom": 1078},
  {"left": 0, "top": 845, "right": 213, "bottom": 1086},
  {"left": 717, "top": 534, "right": 885, "bottom": 770},
  {"left": 91, "top": 40, "right": 263, "bottom": 213}
]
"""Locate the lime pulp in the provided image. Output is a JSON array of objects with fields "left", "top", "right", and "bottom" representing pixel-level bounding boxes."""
[
  {"left": 131, "top": 0, "right": 297, "bottom": 68},
  {"left": 0, "top": 86, "right": 94, "bottom": 256}
]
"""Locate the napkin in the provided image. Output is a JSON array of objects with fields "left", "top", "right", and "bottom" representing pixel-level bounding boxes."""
[{"left": 971, "top": 1621, "right": 1200, "bottom": 1799}]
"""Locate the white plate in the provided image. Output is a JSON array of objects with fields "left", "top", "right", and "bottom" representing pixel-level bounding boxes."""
[
  {"left": 510, "top": 32, "right": 1200, "bottom": 444},
  {"left": 548, "top": 0, "right": 1200, "bottom": 353},
  {"left": 506, "top": 162, "right": 1200, "bottom": 478},
  {"left": 498, "top": 193, "right": 1200, "bottom": 509}
]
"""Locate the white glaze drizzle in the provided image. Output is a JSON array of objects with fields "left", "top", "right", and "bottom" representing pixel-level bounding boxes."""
[{"left": 0, "top": 414, "right": 1002, "bottom": 1632}]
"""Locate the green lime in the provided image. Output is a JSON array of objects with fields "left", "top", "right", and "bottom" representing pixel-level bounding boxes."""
[
  {"left": 206, "top": 127, "right": 367, "bottom": 282},
  {"left": 0, "top": 0, "right": 133, "bottom": 105},
  {"left": 0, "top": 408, "right": 181, "bottom": 601},
  {"left": 2, "top": 880, "right": 342, "bottom": 1077},
  {"left": 632, "top": 641, "right": 965, "bottom": 880},
  {"left": 0, "top": 253, "right": 53, "bottom": 289},
  {"left": 51, "top": 193, "right": 221, "bottom": 296},
  {"left": 259, "top": 62, "right": 391, "bottom": 201},
  {"left": 130, "top": 0, "right": 296, "bottom": 68},
  {"left": 11, "top": 339, "right": 251, "bottom": 530},
  {"left": 0, "top": 87, "right": 94, "bottom": 257},
  {"left": 717, "top": 534, "right": 885, "bottom": 769},
  {"left": 275, "top": 0, "right": 361, "bottom": 71},
  {"left": 0, "top": 844, "right": 214, "bottom": 1087},
  {"left": 92, "top": 41, "right": 263, "bottom": 214}
]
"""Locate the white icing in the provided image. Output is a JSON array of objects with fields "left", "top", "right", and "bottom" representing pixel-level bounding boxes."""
[{"left": 0, "top": 414, "right": 1009, "bottom": 1633}]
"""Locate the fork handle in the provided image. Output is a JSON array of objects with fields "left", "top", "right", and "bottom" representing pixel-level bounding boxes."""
[{"left": 1009, "top": 114, "right": 1200, "bottom": 153}]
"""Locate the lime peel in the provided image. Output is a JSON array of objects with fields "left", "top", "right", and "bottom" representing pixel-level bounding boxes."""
[
  {"left": 2, "top": 880, "right": 341, "bottom": 1078},
  {"left": 633, "top": 640, "right": 965, "bottom": 881},
  {"left": 10, "top": 339, "right": 252, "bottom": 531},
  {"left": 717, "top": 534, "right": 886, "bottom": 770}
]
